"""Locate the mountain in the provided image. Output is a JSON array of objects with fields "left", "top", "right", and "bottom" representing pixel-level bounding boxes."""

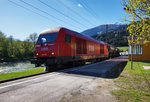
[
  {"left": 14, "top": 38, "right": 20, "bottom": 41},
  {"left": 81, "top": 23, "right": 127, "bottom": 36},
  {"left": 91, "top": 25, "right": 129, "bottom": 46},
  {"left": 81, "top": 23, "right": 129, "bottom": 46}
]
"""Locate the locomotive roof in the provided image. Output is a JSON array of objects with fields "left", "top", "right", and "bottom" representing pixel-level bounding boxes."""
[
  {"left": 40, "top": 27, "right": 62, "bottom": 34},
  {"left": 62, "top": 27, "right": 106, "bottom": 44},
  {"left": 40, "top": 27, "right": 106, "bottom": 45}
]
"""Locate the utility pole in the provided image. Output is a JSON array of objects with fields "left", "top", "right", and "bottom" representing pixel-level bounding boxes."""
[
  {"left": 131, "top": 44, "right": 133, "bottom": 69},
  {"left": 106, "top": 24, "right": 108, "bottom": 42},
  {"left": 106, "top": 24, "right": 108, "bottom": 35},
  {"left": 131, "top": 35, "right": 133, "bottom": 70}
]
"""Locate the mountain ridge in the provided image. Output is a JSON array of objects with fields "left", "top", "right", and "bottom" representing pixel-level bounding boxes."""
[
  {"left": 81, "top": 23, "right": 127, "bottom": 36},
  {"left": 81, "top": 23, "right": 129, "bottom": 46}
]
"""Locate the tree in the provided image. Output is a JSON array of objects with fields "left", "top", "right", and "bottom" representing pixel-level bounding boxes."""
[
  {"left": 8, "top": 35, "right": 14, "bottom": 57},
  {"left": 29, "top": 33, "right": 38, "bottom": 47},
  {"left": 0, "top": 30, "right": 36, "bottom": 60},
  {"left": 123, "top": 0, "right": 150, "bottom": 42},
  {"left": 0, "top": 31, "right": 9, "bottom": 59},
  {"left": 0, "top": 31, "right": 5, "bottom": 58}
]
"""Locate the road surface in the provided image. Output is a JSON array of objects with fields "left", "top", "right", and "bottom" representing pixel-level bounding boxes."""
[{"left": 0, "top": 56, "right": 128, "bottom": 102}]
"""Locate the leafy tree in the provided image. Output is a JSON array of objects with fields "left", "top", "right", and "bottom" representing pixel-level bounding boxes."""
[
  {"left": 123, "top": 0, "right": 150, "bottom": 42},
  {"left": 0, "top": 31, "right": 5, "bottom": 58},
  {"left": 29, "top": 33, "right": 38, "bottom": 47},
  {"left": 0, "top": 30, "right": 35, "bottom": 60},
  {"left": 0, "top": 31, "right": 9, "bottom": 59},
  {"left": 13, "top": 41, "right": 23, "bottom": 58},
  {"left": 22, "top": 39, "right": 34, "bottom": 58},
  {"left": 8, "top": 35, "right": 14, "bottom": 57}
]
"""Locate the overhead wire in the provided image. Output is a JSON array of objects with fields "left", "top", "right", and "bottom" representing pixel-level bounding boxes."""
[
  {"left": 56, "top": 0, "right": 95, "bottom": 26},
  {"left": 77, "top": 0, "right": 100, "bottom": 22},
  {"left": 38, "top": 0, "right": 89, "bottom": 28},
  {"left": 79, "top": 0, "right": 98, "bottom": 18},
  {"left": 19, "top": 0, "right": 82, "bottom": 30},
  {"left": 7, "top": 0, "right": 61, "bottom": 27},
  {"left": 81, "top": 0, "right": 98, "bottom": 18}
]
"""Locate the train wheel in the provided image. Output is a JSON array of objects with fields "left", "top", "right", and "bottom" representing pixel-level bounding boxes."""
[
  {"left": 81, "top": 60, "right": 85, "bottom": 65},
  {"left": 35, "top": 63, "right": 41, "bottom": 67},
  {"left": 66, "top": 61, "right": 76, "bottom": 67},
  {"left": 77, "top": 60, "right": 85, "bottom": 66},
  {"left": 45, "top": 65, "right": 54, "bottom": 72}
]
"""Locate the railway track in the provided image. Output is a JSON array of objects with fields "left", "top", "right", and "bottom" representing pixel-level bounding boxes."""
[
  {"left": 0, "top": 56, "right": 128, "bottom": 102},
  {"left": 0, "top": 56, "right": 127, "bottom": 84},
  {"left": 0, "top": 58, "right": 104, "bottom": 83}
]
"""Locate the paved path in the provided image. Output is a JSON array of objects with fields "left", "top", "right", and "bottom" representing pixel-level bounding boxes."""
[{"left": 0, "top": 56, "right": 128, "bottom": 102}]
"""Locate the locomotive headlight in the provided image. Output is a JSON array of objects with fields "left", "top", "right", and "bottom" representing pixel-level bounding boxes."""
[
  {"left": 51, "top": 52, "right": 54, "bottom": 55},
  {"left": 36, "top": 53, "right": 39, "bottom": 56}
]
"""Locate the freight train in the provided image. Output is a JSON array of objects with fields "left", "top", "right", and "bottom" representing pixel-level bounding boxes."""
[{"left": 31, "top": 27, "right": 120, "bottom": 71}]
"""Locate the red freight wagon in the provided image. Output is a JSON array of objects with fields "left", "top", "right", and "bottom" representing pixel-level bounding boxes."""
[{"left": 31, "top": 27, "right": 118, "bottom": 71}]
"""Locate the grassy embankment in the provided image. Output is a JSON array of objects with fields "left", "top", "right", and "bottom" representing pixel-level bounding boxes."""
[
  {"left": 112, "top": 61, "right": 150, "bottom": 102},
  {"left": 117, "top": 46, "right": 128, "bottom": 51},
  {"left": 0, "top": 68, "right": 45, "bottom": 81}
]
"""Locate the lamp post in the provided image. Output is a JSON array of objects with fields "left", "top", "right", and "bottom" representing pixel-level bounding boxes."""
[
  {"left": 131, "top": 44, "right": 133, "bottom": 70},
  {"left": 131, "top": 35, "right": 134, "bottom": 70}
]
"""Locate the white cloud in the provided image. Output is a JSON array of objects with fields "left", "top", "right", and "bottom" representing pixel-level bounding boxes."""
[{"left": 78, "top": 3, "right": 82, "bottom": 7}]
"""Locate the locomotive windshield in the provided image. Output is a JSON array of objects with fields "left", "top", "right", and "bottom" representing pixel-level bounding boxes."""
[{"left": 37, "top": 33, "right": 58, "bottom": 43}]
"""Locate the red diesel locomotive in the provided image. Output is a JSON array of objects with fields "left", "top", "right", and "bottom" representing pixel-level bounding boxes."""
[{"left": 31, "top": 27, "right": 119, "bottom": 71}]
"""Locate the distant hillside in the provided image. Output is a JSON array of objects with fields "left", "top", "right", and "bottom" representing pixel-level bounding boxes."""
[
  {"left": 81, "top": 23, "right": 127, "bottom": 36},
  {"left": 92, "top": 28, "right": 129, "bottom": 46},
  {"left": 81, "top": 23, "right": 129, "bottom": 46}
]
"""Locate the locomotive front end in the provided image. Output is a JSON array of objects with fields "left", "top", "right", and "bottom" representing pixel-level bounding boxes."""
[
  {"left": 35, "top": 32, "right": 57, "bottom": 57},
  {"left": 31, "top": 32, "right": 58, "bottom": 67}
]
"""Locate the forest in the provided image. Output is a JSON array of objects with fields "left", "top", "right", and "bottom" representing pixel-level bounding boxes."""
[
  {"left": 0, "top": 31, "right": 37, "bottom": 60},
  {"left": 92, "top": 28, "right": 129, "bottom": 46}
]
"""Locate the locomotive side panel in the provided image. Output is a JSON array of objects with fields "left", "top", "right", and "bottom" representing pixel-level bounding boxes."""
[
  {"left": 100, "top": 44, "right": 104, "bottom": 55},
  {"left": 70, "top": 35, "right": 76, "bottom": 57},
  {"left": 55, "top": 29, "right": 65, "bottom": 56},
  {"left": 104, "top": 44, "right": 109, "bottom": 56},
  {"left": 56, "top": 29, "right": 73, "bottom": 57},
  {"left": 87, "top": 41, "right": 95, "bottom": 55},
  {"left": 76, "top": 37, "right": 87, "bottom": 55}
]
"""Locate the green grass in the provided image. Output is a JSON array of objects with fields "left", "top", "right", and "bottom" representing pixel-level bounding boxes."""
[
  {"left": 112, "top": 89, "right": 150, "bottom": 102},
  {"left": 113, "top": 61, "right": 150, "bottom": 102},
  {"left": 0, "top": 68, "right": 45, "bottom": 81},
  {"left": 117, "top": 46, "right": 128, "bottom": 51},
  {"left": 125, "top": 61, "right": 150, "bottom": 76}
]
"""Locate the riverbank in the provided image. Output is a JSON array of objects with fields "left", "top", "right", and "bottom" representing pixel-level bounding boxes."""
[
  {"left": 0, "top": 58, "right": 33, "bottom": 63},
  {"left": 0, "top": 68, "right": 45, "bottom": 82},
  {"left": 0, "top": 60, "right": 38, "bottom": 73}
]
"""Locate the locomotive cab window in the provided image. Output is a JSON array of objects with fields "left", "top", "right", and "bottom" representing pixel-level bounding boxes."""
[
  {"left": 37, "top": 33, "right": 58, "bottom": 44},
  {"left": 65, "top": 34, "right": 71, "bottom": 43}
]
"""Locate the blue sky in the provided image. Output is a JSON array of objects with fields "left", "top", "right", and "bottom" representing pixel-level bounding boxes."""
[{"left": 0, "top": 0, "right": 126, "bottom": 40}]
